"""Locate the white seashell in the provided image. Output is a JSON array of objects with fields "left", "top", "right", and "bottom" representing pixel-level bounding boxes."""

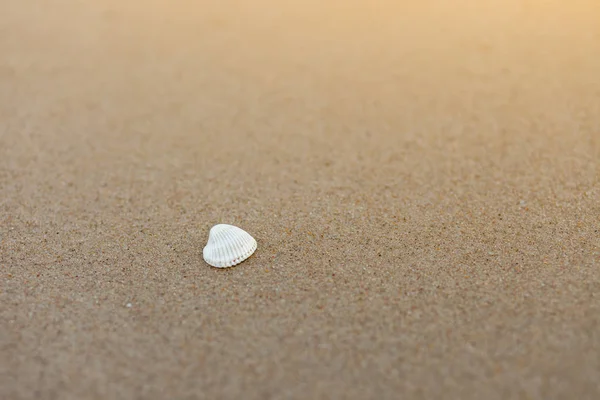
[{"left": 203, "top": 224, "right": 257, "bottom": 268}]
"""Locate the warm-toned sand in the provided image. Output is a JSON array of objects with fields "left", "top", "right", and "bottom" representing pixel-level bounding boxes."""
[{"left": 1, "top": 1, "right": 599, "bottom": 399}]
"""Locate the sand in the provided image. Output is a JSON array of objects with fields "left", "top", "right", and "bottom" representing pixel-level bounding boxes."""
[{"left": 1, "top": 1, "right": 599, "bottom": 399}]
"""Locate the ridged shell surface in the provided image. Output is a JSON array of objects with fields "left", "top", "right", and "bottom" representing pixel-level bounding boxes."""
[{"left": 203, "top": 224, "right": 257, "bottom": 268}]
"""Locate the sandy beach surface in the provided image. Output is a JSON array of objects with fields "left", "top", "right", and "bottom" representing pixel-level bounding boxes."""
[{"left": 1, "top": 1, "right": 599, "bottom": 399}]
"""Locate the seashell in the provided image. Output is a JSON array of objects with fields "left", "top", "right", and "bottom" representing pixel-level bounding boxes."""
[{"left": 203, "top": 224, "right": 257, "bottom": 268}]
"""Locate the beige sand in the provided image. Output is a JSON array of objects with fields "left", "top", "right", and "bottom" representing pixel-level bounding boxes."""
[{"left": 1, "top": 1, "right": 599, "bottom": 399}]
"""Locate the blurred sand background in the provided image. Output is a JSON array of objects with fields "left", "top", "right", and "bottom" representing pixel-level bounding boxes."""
[{"left": 1, "top": 0, "right": 599, "bottom": 399}]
